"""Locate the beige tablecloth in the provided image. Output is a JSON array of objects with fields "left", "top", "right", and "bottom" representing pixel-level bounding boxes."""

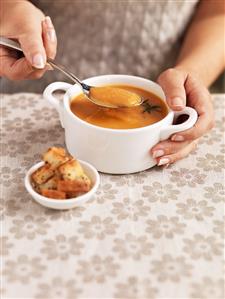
[{"left": 1, "top": 93, "right": 224, "bottom": 299}]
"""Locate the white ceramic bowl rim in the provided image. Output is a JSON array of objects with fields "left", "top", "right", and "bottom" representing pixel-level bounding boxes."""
[
  {"left": 25, "top": 161, "right": 100, "bottom": 204},
  {"left": 63, "top": 75, "right": 174, "bottom": 133}
]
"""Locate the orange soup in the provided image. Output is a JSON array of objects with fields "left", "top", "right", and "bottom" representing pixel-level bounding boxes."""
[{"left": 70, "top": 85, "right": 168, "bottom": 129}]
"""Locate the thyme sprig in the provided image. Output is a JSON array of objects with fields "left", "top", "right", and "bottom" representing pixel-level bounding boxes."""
[{"left": 141, "top": 99, "right": 161, "bottom": 114}]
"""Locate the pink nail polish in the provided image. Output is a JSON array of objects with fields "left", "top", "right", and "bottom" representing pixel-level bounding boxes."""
[
  {"left": 152, "top": 149, "right": 164, "bottom": 158},
  {"left": 158, "top": 158, "right": 170, "bottom": 166},
  {"left": 171, "top": 135, "right": 184, "bottom": 141}
]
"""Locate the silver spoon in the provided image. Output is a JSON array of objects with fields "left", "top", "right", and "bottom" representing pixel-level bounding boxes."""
[{"left": 0, "top": 36, "right": 143, "bottom": 109}]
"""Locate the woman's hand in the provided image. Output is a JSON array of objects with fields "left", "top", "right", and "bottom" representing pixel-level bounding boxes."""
[
  {"left": 0, "top": 0, "right": 57, "bottom": 80},
  {"left": 151, "top": 68, "right": 214, "bottom": 166}
]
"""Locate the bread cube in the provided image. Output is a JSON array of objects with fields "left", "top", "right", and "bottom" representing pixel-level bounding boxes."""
[
  {"left": 42, "top": 147, "right": 70, "bottom": 169},
  {"left": 38, "top": 175, "right": 59, "bottom": 191},
  {"left": 58, "top": 159, "right": 85, "bottom": 180},
  {"left": 31, "top": 164, "right": 55, "bottom": 185},
  {"left": 57, "top": 179, "right": 91, "bottom": 193}
]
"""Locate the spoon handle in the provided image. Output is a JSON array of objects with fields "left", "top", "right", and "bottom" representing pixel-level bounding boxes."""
[{"left": 0, "top": 36, "right": 87, "bottom": 91}]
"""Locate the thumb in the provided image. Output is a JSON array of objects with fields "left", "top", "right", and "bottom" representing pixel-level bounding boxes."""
[
  {"left": 157, "top": 69, "right": 186, "bottom": 111},
  {"left": 19, "top": 29, "right": 46, "bottom": 69}
]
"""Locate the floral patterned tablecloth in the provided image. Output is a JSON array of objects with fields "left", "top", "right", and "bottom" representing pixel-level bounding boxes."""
[{"left": 0, "top": 93, "right": 224, "bottom": 299}]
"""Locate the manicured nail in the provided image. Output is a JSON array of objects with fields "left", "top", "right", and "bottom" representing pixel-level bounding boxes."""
[
  {"left": 47, "top": 29, "right": 56, "bottom": 42},
  {"left": 32, "top": 53, "right": 45, "bottom": 69},
  {"left": 158, "top": 158, "right": 170, "bottom": 166},
  {"left": 152, "top": 149, "right": 164, "bottom": 158},
  {"left": 45, "top": 16, "right": 53, "bottom": 28},
  {"left": 171, "top": 135, "right": 184, "bottom": 141},
  {"left": 171, "top": 97, "right": 184, "bottom": 107}
]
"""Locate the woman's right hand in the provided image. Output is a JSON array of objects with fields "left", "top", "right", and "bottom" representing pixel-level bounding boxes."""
[{"left": 0, "top": 0, "right": 57, "bottom": 80}]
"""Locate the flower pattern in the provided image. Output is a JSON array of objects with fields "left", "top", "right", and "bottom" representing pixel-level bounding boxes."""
[
  {"left": 190, "top": 277, "right": 224, "bottom": 298},
  {"left": 76, "top": 255, "right": 119, "bottom": 283},
  {"left": 0, "top": 140, "right": 31, "bottom": 158},
  {"left": 176, "top": 198, "right": 215, "bottom": 221},
  {"left": 169, "top": 168, "right": 207, "bottom": 187},
  {"left": 113, "top": 233, "right": 154, "bottom": 260},
  {"left": 212, "top": 219, "right": 224, "bottom": 238},
  {"left": 3, "top": 118, "right": 34, "bottom": 132},
  {"left": 196, "top": 153, "right": 224, "bottom": 172},
  {"left": 183, "top": 234, "right": 223, "bottom": 260},
  {"left": 151, "top": 254, "right": 193, "bottom": 282},
  {"left": 142, "top": 181, "right": 180, "bottom": 203},
  {"left": 95, "top": 183, "right": 118, "bottom": 204},
  {"left": 111, "top": 197, "right": 151, "bottom": 221},
  {"left": 41, "top": 234, "right": 84, "bottom": 260},
  {"left": 114, "top": 276, "right": 158, "bottom": 298},
  {"left": 44, "top": 206, "right": 86, "bottom": 221},
  {"left": 35, "top": 277, "right": 82, "bottom": 299},
  {"left": 1, "top": 93, "right": 224, "bottom": 298},
  {"left": 0, "top": 199, "right": 21, "bottom": 221},
  {"left": 204, "top": 183, "right": 225, "bottom": 203},
  {"left": 78, "top": 216, "right": 118, "bottom": 239},
  {"left": 3, "top": 255, "right": 46, "bottom": 283},
  {"left": 9, "top": 215, "right": 51, "bottom": 240},
  {"left": 0, "top": 167, "right": 24, "bottom": 187},
  {"left": 145, "top": 215, "right": 186, "bottom": 238}
]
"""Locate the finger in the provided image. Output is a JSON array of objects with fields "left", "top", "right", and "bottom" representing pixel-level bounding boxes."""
[
  {"left": 26, "top": 68, "right": 48, "bottom": 79},
  {"left": 151, "top": 140, "right": 191, "bottom": 158},
  {"left": 157, "top": 68, "right": 187, "bottom": 111},
  {"left": 157, "top": 141, "right": 198, "bottom": 166},
  {"left": 0, "top": 54, "right": 33, "bottom": 80},
  {"left": 42, "top": 16, "right": 57, "bottom": 59},
  {"left": 171, "top": 80, "right": 214, "bottom": 142},
  {"left": 0, "top": 48, "right": 47, "bottom": 80},
  {"left": 18, "top": 25, "right": 46, "bottom": 69}
]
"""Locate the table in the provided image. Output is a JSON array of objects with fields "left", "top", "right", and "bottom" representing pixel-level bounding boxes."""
[{"left": 1, "top": 93, "right": 224, "bottom": 299}]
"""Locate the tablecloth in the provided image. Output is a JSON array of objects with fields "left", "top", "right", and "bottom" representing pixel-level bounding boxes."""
[{"left": 0, "top": 93, "right": 224, "bottom": 299}]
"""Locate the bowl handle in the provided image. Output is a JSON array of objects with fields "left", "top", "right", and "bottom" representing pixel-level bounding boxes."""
[
  {"left": 160, "top": 107, "right": 198, "bottom": 140},
  {"left": 43, "top": 82, "right": 72, "bottom": 128}
]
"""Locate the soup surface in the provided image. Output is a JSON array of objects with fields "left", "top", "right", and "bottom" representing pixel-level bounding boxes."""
[{"left": 70, "top": 85, "right": 168, "bottom": 129}]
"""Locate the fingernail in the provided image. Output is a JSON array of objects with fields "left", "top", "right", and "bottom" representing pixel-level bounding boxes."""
[
  {"left": 45, "top": 16, "right": 53, "bottom": 28},
  {"left": 158, "top": 158, "right": 170, "bottom": 166},
  {"left": 152, "top": 149, "right": 164, "bottom": 158},
  {"left": 32, "top": 53, "right": 45, "bottom": 69},
  {"left": 171, "top": 97, "right": 184, "bottom": 107},
  {"left": 47, "top": 29, "right": 56, "bottom": 42},
  {"left": 171, "top": 135, "right": 184, "bottom": 141}
]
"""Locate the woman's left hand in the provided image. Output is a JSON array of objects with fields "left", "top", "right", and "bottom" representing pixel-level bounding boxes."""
[{"left": 151, "top": 67, "right": 214, "bottom": 166}]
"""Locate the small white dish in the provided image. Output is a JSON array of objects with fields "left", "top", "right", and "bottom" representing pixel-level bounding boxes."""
[{"left": 24, "top": 160, "right": 100, "bottom": 210}]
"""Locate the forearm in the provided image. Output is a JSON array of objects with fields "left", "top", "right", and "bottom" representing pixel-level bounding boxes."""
[{"left": 175, "top": 0, "right": 225, "bottom": 87}]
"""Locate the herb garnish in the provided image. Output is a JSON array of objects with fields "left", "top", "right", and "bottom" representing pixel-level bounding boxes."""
[{"left": 141, "top": 99, "right": 161, "bottom": 114}]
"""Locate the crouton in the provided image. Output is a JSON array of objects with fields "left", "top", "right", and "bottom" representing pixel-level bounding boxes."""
[
  {"left": 57, "top": 179, "right": 91, "bottom": 193},
  {"left": 31, "top": 164, "right": 55, "bottom": 185},
  {"left": 41, "top": 189, "right": 66, "bottom": 199},
  {"left": 58, "top": 159, "right": 85, "bottom": 180},
  {"left": 42, "top": 147, "right": 70, "bottom": 169},
  {"left": 38, "top": 175, "right": 59, "bottom": 191}
]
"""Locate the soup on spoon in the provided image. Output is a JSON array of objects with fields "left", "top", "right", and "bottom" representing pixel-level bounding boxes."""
[{"left": 89, "top": 86, "right": 143, "bottom": 108}]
